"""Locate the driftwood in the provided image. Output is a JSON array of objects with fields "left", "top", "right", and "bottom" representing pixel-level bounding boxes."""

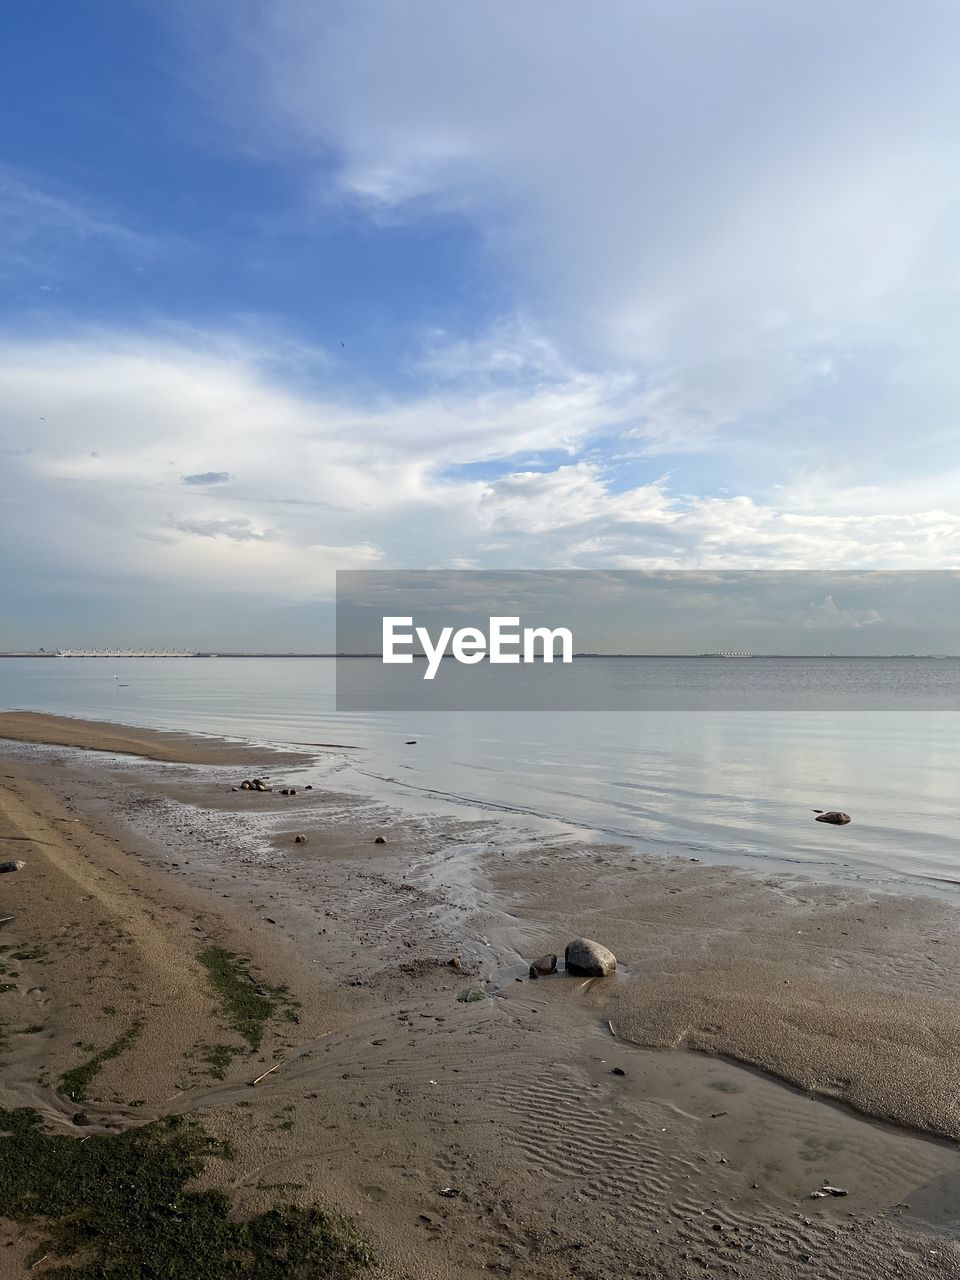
[
  {"left": 252, "top": 1060, "right": 283, "bottom": 1086},
  {"left": 0, "top": 860, "right": 25, "bottom": 874}
]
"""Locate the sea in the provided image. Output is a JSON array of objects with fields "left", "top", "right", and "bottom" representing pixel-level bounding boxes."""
[{"left": 0, "top": 656, "right": 958, "bottom": 892}]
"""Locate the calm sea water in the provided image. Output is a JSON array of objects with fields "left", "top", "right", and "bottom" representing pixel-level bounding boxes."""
[{"left": 0, "top": 656, "right": 957, "bottom": 890}]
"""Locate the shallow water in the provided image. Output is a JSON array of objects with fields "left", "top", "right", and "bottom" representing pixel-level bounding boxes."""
[{"left": 0, "top": 655, "right": 958, "bottom": 889}]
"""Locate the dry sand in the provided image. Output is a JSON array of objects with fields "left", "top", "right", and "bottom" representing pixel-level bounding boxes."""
[{"left": 1, "top": 713, "right": 959, "bottom": 1278}]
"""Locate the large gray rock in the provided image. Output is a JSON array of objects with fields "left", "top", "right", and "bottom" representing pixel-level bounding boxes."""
[
  {"left": 565, "top": 938, "right": 617, "bottom": 976},
  {"left": 815, "top": 811, "right": 851, "bottom": 825}
]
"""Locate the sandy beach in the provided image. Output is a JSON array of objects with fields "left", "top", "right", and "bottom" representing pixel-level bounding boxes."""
[{"left": 1, "top": 712, "right": 959, "bottom": 1278}]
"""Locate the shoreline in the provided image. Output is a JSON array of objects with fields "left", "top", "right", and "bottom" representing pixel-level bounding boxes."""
[
  {"left": 0, "top": 710, "right": 309, "bottom": 766},
  {"left": 1, "top": 715, "right": 959, "bottom": 1276}
]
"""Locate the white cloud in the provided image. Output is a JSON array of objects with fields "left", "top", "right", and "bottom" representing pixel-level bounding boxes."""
[
  {"left": 801, "top": 595, "right": 883, "bottom": 629},
  {"left": 171, "top": 515, "right": 279, "bottom": 542},
  {"left": 0, "top": 330, "right": 620, "bottom": 601},
  {"left": 478, "top": 461, "right": 960, "bottom": 570},
  {"left": 172, "top": 0, "right": 960, "bottom": 482},
  {"left": 4, "top": 329, "right": 958, "bottom": 626}
]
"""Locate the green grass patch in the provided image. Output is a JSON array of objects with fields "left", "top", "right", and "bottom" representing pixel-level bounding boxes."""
[
  {"left": 198, "top": 947, "right": 298, "bottom": 1051},
  {"left": 197, "top": 1042, "right": 244, "bottom": 1081},
  {"left": 59, "top": 1022, "right": 142, "bottom": 1103},
  {"left": 11, "top": 945, "right": 48, "bottom": 962},
  {"left": 0, "top": 1108, "right": 373, "bottom": 1278}
]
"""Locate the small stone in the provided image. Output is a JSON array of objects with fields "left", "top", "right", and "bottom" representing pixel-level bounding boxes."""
[
  {"left": 72, "top": 1112, "right": 90, "bottom": 1127},
  {"left": 294, "top": 834, "right": 307, "bottom": 844},
  {"left": 609, "top": 1066, "right": 626, "bottom": 1076},
  {"left": 374, "top": 835, "right": 386, "bottom": 844},
  {"left": 815, "top": 811, "right": 851, "bottom": 825},
  {"left": 528, "top": 953, "right": 558, "bottom": 979}
]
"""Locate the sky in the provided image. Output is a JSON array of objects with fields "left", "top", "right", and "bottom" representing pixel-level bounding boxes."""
[{"left": 2, "top": 1, "right": 960, "bottom": 650}]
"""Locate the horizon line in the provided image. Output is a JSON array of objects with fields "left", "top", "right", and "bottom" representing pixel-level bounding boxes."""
[{"left": 1, "top": 651, "right": 957, "bottom": 660}]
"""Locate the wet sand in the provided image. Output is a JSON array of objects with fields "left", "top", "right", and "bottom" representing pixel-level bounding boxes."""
[
  {"left": 492, "top": 841, "right": 960, "bottom": 1139},
  {"left": 0, "top": 710, "right": 307, "bottom": 765},
  {"left": 1, "top": 714, "right": 959, "bottom": 1278}
]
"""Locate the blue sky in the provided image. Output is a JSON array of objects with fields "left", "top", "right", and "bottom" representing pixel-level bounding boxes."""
[{"left": 2, "top": 1, "right": 960, "bottom": 648}]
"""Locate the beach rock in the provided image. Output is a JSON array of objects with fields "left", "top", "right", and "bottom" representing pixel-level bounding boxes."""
[
  {"left": 564, "top": 938, "right": 617, "bottom": 977},
  {"left": 240, "top": 780, "right": 253, "bottom": 790},
  {"left": 815, "top": 811, "right": 851, "bottom": 825},
  {"left": 294, "top": 833, "right": 307, "bottom": 844},
  {"left": 305, "top": 785, "right": 313, "bottom": 790},
  {"left": 374, "top": 835, "right": 386, "bottom": 844},
  {"left": 529, "top": 953, "right": 557, "bottom": 979},
  {"left": 0, "top": 860, "right": 25, "bottom": 874}
]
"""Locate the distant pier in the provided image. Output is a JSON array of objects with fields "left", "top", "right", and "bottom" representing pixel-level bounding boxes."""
[{"left": 54, "top": 648, "right": 199, "bottom": 658}]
